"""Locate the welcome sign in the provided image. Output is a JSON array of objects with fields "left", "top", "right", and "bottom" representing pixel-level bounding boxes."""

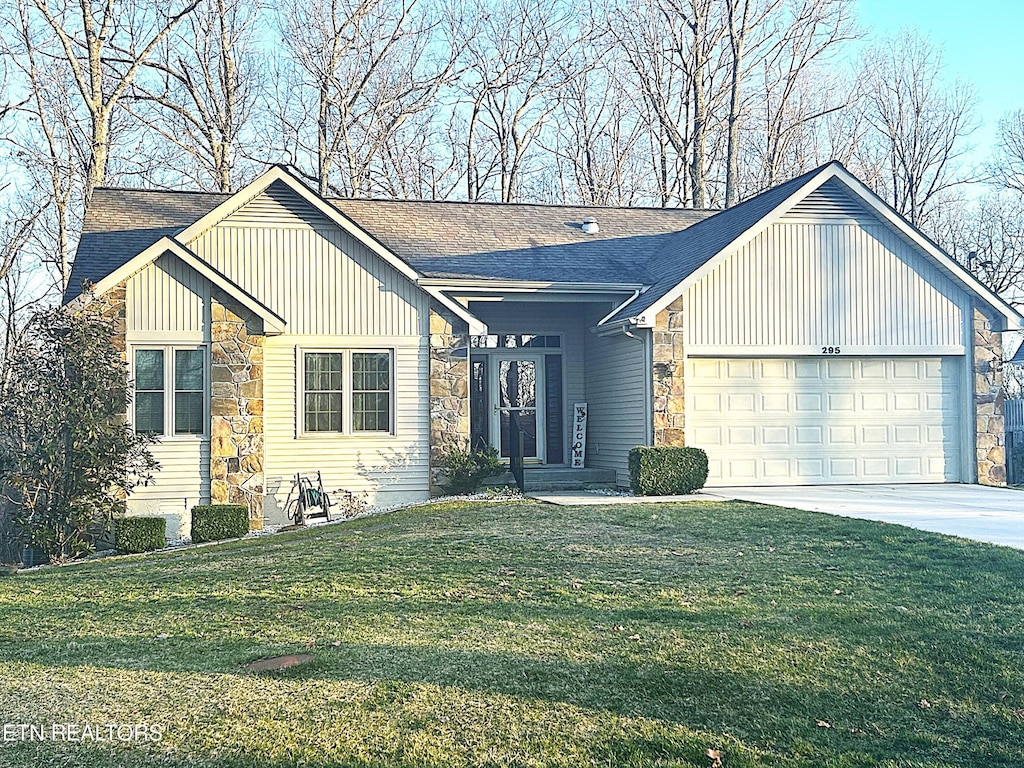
[{"left": 571, "top": 403, "right": 587, "bottom": 469}]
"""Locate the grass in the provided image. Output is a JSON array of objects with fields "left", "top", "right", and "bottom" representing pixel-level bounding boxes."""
[{"left": 1, "top": 499, "right": 1023, "bottom": 767}]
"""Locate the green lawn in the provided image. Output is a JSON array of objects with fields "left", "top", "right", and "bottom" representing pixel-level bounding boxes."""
[{"left": 1, "top": 499, "right": 1023, "bottom": 767}]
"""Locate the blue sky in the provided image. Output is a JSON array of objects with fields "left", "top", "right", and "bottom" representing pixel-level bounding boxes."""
[{"left": 855, "top": 0, "right": 1024, "bottom": 164}]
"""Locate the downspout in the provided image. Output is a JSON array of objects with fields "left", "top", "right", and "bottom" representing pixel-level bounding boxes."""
[{"left": 618, "top": 323, "right": 654, "bottom": 448}]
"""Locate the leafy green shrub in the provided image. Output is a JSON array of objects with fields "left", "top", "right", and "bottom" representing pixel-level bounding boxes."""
[
  {"left": 115, "top": 516, "right": 166, "bottom": 554},
  {"left": 628, "top": 446, "right": 709, "bottom": 495},
  {"left": 438, "top": 445, "right": 505, "bottom": 495},
  {"left": 191, "top": 505, "right": 249, "bottom": 543},
  {"left": 0, "top": 308, "right": 158, "bottom": 562}
]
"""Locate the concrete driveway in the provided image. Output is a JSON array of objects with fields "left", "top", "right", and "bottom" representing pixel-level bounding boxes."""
[{"left": 706, "top": 484, "right": 1024, "bottom": 550}]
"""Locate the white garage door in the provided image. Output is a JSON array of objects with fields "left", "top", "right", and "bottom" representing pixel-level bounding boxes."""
[{"left": 686, "top": 357, "right": 964, "bottom": 485}]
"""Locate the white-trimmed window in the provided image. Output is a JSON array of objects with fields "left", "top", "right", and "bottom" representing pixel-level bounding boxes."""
[
  {"left": 300, "top": 349, "right": 393, "bottom": 434},
  {"left": 133, "top": 347, "right": 206, "bottom": 436}
]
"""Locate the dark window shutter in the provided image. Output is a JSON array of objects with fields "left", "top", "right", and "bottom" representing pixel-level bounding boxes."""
[
  {"left": 545, "top": 355, "right": 563, "bottom": 464},
  {"left": 470, "top": 357, "right": 489, "bottom": 451}
]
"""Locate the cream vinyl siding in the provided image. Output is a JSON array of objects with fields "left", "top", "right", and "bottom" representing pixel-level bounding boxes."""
[
  {"left": 262, "top": 335, "right": 429, "bottom": 518},
  {"left": 189, "top": 186, "right": 428, "bottom": 337},
  {"left": 126, "top": 441, "right": 211, "bottom": 539},
  {"left": 125, "top": 259, "right": 212, "bottom": 537},
  {"left": 679, "top": 219, "right": 969, "bottom": 352},
  {"left": 687, "top": 357, "right": 964, "bottom": 485},
  {"left": 584, "top": 329, "right": 649, "bottom": 486},
  {"left": 126, "top": 254, "right": 210, "bottom": 338}
]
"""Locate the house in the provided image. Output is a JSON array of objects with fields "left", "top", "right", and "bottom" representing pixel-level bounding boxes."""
[{"left": 64, "top": 162, "right": 1022, "bottom": 537}]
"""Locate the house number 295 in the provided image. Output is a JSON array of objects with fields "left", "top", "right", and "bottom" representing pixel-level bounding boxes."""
[{"left": 821, "top": 346, "right": 841, "bottom": 355}]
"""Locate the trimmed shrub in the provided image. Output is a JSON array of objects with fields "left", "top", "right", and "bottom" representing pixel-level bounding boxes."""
[
  {"left": 116, "top": 516, "right": 166, "bottom": 554},
  {"left": 191, "top": 505, "right": 249, "bottom": 543},
  {"left": 628, "top": 446, "right": 709, "bottom": 496}
]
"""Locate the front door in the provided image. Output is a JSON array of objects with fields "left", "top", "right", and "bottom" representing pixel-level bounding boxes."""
[{"left": 491, "top": 354, "right": 545, "bottom": 462}]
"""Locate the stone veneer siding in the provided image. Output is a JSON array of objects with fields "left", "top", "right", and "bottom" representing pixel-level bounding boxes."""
[
  {"left": 974, "top": 308, "right": 1006, "bottom": 486},
  {"left": 653, "top": 298, "right": 686, "bottom": 447},
  {"left": 429, "top": 306, "right": 470, "bottom": 493},
  {"left": 210, "top": 297, "right": 266, "bottom": 525},
  {"left": 83, "top": 282, "right": 127, "bottom": 361}
]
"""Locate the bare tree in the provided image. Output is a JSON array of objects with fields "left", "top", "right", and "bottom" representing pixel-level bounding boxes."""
[
  {"left": 860, "top": 30, "right": 975, "bottom": 227},
  {"left": 22, "top": 0, "right": 203, "bottom": 203},
  {"left": 548, "top": 56, "right": 650, "bottom": 206},
  {"left": 275, "top": 0, "right": 458, "bottom": 197},
  {"left": 5, "top": 2, "right": 84, "bottom": 291},
  {"left": 612, "top": 0, "right": 728, "bottom": 207},
  {"left": 0, "top": 201, "right": 48, "bottom": 381},
  {"left": 130, "top": 0, "right": 265, "bottom": 192},
  {"left": 932, "top": 190, "right": 1024, "bottom": 304},
  {"left": 456, "top": 0, "right": 585, "bottom": 202},
  {"left": 739, "top": 0, "right": 856, "bottom": 195},
  {"left": 722, "top": 0, "right": 788, "bottom": 206},
  {"left": 990, "top": 109, "right": 1024, "bottom": 196}
]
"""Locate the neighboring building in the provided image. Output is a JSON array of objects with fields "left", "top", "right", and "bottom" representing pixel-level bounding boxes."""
[{"left": 64, "top": 163, "right": 1022, "bottom": 536}]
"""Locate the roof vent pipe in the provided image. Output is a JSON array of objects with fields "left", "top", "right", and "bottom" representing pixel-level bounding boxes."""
[{"left": 582, "top": 217, "right": 600, "bottom": 234}]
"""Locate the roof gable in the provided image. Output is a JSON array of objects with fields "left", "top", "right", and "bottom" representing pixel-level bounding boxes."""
[
  {"left": 605, "top": 162, "right": 1023, "bottom": 331},
  {"left": 219, "top": 180, "right": 336, "bottom": 229},
  {"left": 79, "top": 237, "right": 286, "bottom": 334}
]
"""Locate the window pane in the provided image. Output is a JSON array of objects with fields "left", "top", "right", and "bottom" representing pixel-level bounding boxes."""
[
  {"left": 352, "top": 352, "right": 390, "bottom": 432},
  {"left": 175, "top": 349, "right": 204, "bottom": 390},
  {"left": 304, "top": 353, "right": 343, "bottom": 432},
  {"left": 305, "top": 392, "right": 341, "bottom": 432},
  {"left": 353, "top": 352, "right": 389, "bottom": 391},
  {"left": 305, "top": 352, "right": 342, "bottom": 392},
  {"left": 135, "top": 349, "right": 164, "bottom": 390},
  {"left": 353, "top": 393, "right": 389, "bottom": 431},
  {"left": 135, "top": 392, "right": 164, "bottom": 435},
  {"left": 174, "top": 392, "right": 204, "bottom": 435},
  {"left": 134, "top": 350, "right": 164, "bottom": 434}
]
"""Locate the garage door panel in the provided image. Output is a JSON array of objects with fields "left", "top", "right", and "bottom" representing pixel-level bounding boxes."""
[
  {"left": 725, "top": 392, "right": 756, "bottom": 411},
  {"left": 687, "top": 356, "right": 963, "bottom": 485},
  {"left": 894, "top": 392, "right": 922, "bottom": 411},
  {"left": 860, "top": 392, "right": 888, "bottom": 411},
  {"left": 795, "top": 360, "right": 822, "bottom": 378},
  {"left": 826, "top": 359, "right": 856, "bottom": 378},
  {"left": 727, "top": 426, "right": 757, "bottom": 445},
  {"left": 726, "top": 359, "right": 756, "bottom": 378},
  {"left": 894, "top": 424, "right": 922, "bottom": 443},
  {"left": 759, "top": 359, "right": 789, "bottom": 379},
  {"left": 692, "top": 426, "right": 723, "bottom": 446},
  {"left": 861, "top": 424, "right": 888, "bottom": 443}
]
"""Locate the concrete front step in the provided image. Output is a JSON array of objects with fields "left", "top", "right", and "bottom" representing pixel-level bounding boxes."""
[{"left": 484, "top": 467, "right": 617, "bottom": 492}]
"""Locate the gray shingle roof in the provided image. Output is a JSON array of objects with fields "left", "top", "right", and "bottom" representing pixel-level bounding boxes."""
[
  {"left": 64, "top": 186, "right": 716, "bottom": 302},
  {"left": 332, "top": 199, "right": 714, "bottom": 284},
  {"left": 63, "top": 164, "right": 838, "bottom": 317},
  {"left": 64, "top": 189, "right": 230, "bottom": 302}
]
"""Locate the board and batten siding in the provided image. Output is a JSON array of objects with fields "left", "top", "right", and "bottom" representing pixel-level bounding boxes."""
[
  {"left": 679, "top": 217, "right": 970, "bottom": 352},
  {"left": 124, "top": 257, "right": 213, "bottom": 538},
  {"left": 262, "top": 336, "right": 430, "bottom": 517},
  {"left": 189, "top": 183, "right": 429, "bottom": 338},
  {"left": 126, "top": 254, "right": 210, "bottom": 339},
  {"left": 584, "top": 329, "right": 649, "bottom": 486}
]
